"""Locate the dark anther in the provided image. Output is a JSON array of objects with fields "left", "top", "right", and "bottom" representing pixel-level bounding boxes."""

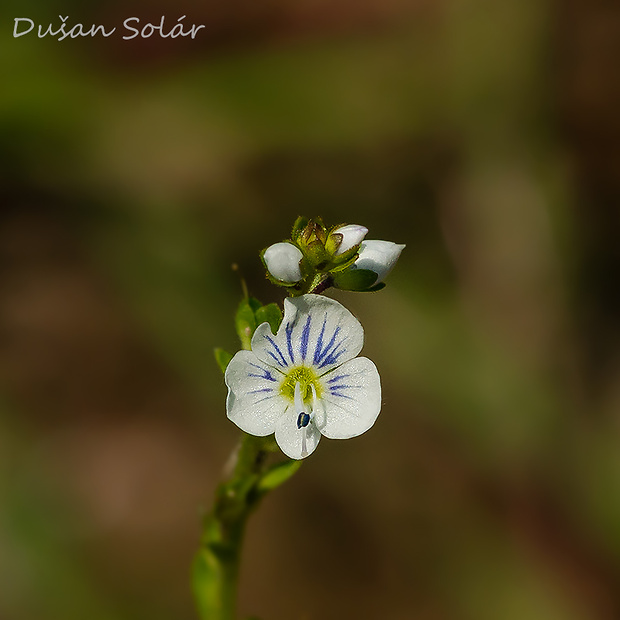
[{"left": 297, "top": 412, "right": 310, "bottom": 429}]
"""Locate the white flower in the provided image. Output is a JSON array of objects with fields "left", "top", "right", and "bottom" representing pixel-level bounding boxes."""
[
  {"left": 352, "top": 240, "right": 405, "bottom": 284},
  {"left": 225, "top": 294, "right": 381, "bottom": 459},
  {"left": 263, "top": 242, "right": 304, "bottom": 283},
  {"left": 332, "top": 224, "right": 368, "bottom": 255}
]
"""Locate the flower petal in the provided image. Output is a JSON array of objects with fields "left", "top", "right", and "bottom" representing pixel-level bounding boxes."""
[
  {"left": 275, "top": 411, "right": 321, "bottom": 460},
  {"left": 316, "top": 357, "right": 381, "bottom": 439},
  {"left": 225, "top": 350, "right": 288, "bottom": 436},
  {"left": 251, "top": 294, "right": 364, "bottom": 374}
]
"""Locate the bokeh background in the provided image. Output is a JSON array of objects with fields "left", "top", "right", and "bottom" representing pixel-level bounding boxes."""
[{"left": 2, "top": 0, "right": 620, "bottom": 618}]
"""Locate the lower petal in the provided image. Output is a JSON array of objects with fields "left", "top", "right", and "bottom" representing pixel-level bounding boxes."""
[
  {"left": 275, "top": 412, "right": 321, "bottom": 460},
  {"left": 318, "top": 357, "right": 381, "bottom": 439}
]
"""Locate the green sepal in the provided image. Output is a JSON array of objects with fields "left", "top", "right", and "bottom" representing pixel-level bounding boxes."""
[
  {"left": 331, "top": 243, "right": 362, "bottom": 265},
  {"left": 324, "top": 231, "right": 343, "bottom": 255},
  {"left": 291, "top": 216, "right": 310, "bottom": 241},
  {"left": 257, "top": 459, "right": 302, "bottom": 494},
  {"left": 304, "top": 240, "right": 330, "bottom": 269},
  {"left": 299, "top": 218, "right": 327, "bottom": 245},
  {"left": 214, "top": 348, "right": 233, "bottom": 374},
  {"left": 332, "top": 268, "right": 378, "bottom": 291},
  {"left": 324, "top": 222, "right": 359, "bottom": 257},
  {"left": 255, "top": 303, "right": 283, "bottom": 335},
  {"left": 263, "top": 270, "right": 300, "bottom": 289},
  {"left": 328, "top": 252, "right": 360, "bottom": 274}
]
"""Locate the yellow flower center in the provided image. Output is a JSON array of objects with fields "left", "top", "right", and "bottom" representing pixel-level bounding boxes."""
[{"left": 280, "top": 366, "right": 322, "bottom": 404}]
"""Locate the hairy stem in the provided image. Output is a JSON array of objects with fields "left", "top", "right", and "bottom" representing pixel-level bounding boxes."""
[{"left": 192, "top": 435, "right": 269, "bottom": 620}]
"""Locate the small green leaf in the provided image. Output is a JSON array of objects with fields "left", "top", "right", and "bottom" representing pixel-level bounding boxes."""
[
  {"left": 255, "top": 303, "right": 283, "bottom": 335},
  {"left": 214, "top": 348, "right": 233, "bottom": 374},
  {"left": 257, "top": 459, "right": 302, "bottom": 493},
  {"left": 235, "top": 299, "right": 257, "bottom": 349},
  {"left": 364, "top": 282, "right": 386, "bottom": 292},
  {"left": 248, "top": 296, "right": 263, "bottom": 313},
  {"left": 333, "top": 268, "right": 378, "bottom": 291}
]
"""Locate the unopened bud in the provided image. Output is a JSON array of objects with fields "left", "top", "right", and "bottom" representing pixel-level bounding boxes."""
[
  {"left": 332, "top": 224, "right": 368, "bottom": 255},
  {"left": 263, "top": 242, "right": 304, "bottom": 283},
  {"left": 352, "top": 240, "right": 405, "bottom": 283}
]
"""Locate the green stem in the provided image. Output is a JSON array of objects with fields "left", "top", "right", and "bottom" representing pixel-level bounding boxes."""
[
  {"left": 308, "top": 275, "right": 333, "bottom": 295},
  {"left": 291, "top": 273, "right": 331, "bottom": 297},
  {"left": 192, "top": 435, "right": 272, "bottom": 620}
]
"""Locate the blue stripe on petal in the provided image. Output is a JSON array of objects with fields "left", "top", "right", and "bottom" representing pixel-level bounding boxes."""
[
  {"left": 313, "top": 316, "right": 328, "bottom": 365},
  {"left": 300, "top": 314, "right": 311, "bottom": 362},
  {"left": 264, "top": 335, "right": 288, "bottom": 367},
  {"left": 285, "top": 322, "right": 295, "bottom": 364},
  {"left": 312, "top": 312, "right": 350, "bottom": 369},
  {"left": 267, "top": 350, "right": 284, "bottom": 367},
  {"left": 329, "top": 391, "right": 355, "bottom": 400},
  {"left": 318, "top": 339, "right": 347, "bottom": 368},
  {"left": 328, "top": 384, "right": 361, "bottom": 391},
  {"left": 249, "top": 388, "right": 273, "bottom": 394},
  {"left": 322, "top": 353, "right": 346, "bottom": 367},
  {"left": 248, "top": 363, "right": 277, "bottom": 382},
  {"left": 327, "top": 374, "right": 349, "bottom": 384},
  {"left": 316, "top": 327, "right": 341, "bottom": 364},
  {"left": 254, "top": 394, "right": 277, "bottom": 404}
]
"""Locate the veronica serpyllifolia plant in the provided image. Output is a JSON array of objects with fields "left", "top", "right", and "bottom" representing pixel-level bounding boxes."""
[{"left": 192, "top": 216, "right": 404, "bottom": 620}]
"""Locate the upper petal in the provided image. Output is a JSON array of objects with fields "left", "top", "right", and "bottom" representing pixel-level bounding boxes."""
[
  {"left": 251, "top": 294, "right": 364, "bottom": 374},
  {"left": 225, "top": 350, "right": 288, "bottom": 436},
  {"left": 315, "top": 356, "right": 381, "bottom": 439}
]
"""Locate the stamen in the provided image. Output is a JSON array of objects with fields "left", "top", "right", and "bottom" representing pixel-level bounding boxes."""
[
  {"left": 294, "top": 379, "right": 314, "bottom": 456},
  {"left": 309, "top": 383, "right": 322, "bottom": 430},
  {"left": 294, "top": 381, "right": 304, "bottom": 416},
  {"left": 301, "top": 427, "right": 307, "bottom": 458},
  {"left": 295, "top": 381, "right": 310, "bottom": 428}
]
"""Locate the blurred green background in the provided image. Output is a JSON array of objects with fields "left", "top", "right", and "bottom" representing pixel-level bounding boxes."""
[{"left": 2, "top": 0, "right": 620, "bottom": 618}]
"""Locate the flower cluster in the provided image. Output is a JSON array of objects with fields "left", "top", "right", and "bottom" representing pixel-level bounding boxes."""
[
  {"left": 261, "top": 216, "right": 405, "bottom": 295},
  {"left": 223, "top": 216, "right": 404, "bottom": 459}
]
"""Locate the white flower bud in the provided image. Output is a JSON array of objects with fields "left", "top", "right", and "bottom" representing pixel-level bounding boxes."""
[
  {"left": 263, "top": 242, "right": 303, "bottom": 283},
  {"left": 353, "top": 240, "right": 405, "bottom": 283},
  {"left": 333, "top": 224, "right": 368, "bottom": 255}
]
